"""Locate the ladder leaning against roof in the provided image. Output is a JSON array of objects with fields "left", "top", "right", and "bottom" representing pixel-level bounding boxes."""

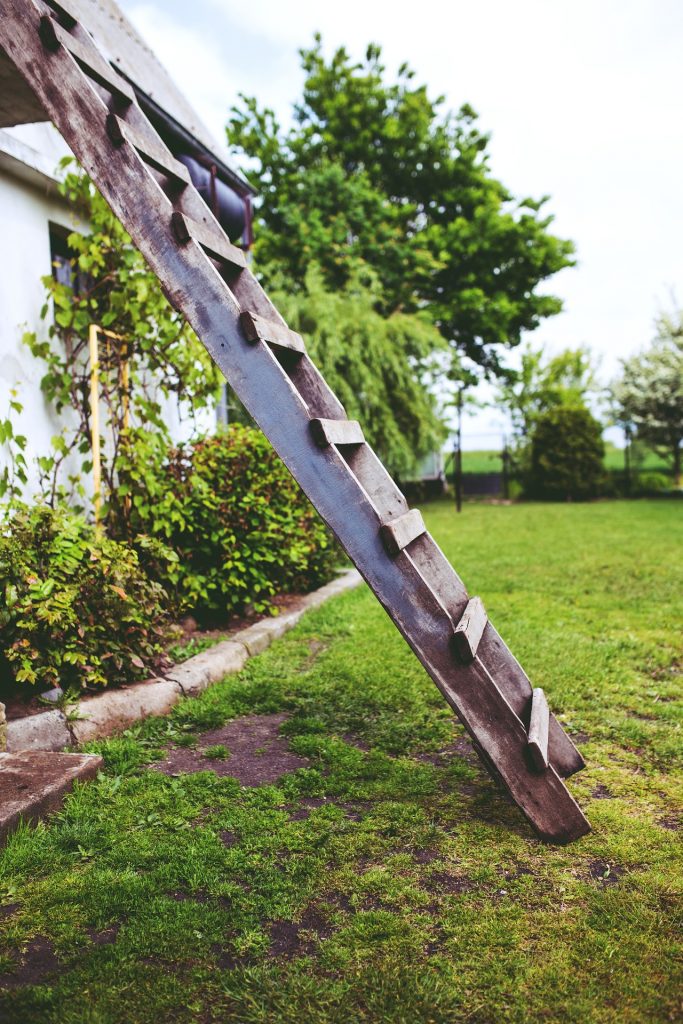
[{"left": 0, "top": 0, "right": 590, "bottom": 843}]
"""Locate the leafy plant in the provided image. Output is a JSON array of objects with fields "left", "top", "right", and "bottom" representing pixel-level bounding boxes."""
[
  {"left": 527, "top": 406, "right": 605, "bottom": 501},
  {"left": 21, "top": 161, "right": 222, "bottom": 518},
  {"left": 632, "top": 471, "right": 672, "bottom": 496},
  {"left": 0, "top": 504, "right": 170, "bottom": 691},
  {"left": 113, "top": 424, "right": 340, "bottom": 621},
  {"left": 203, "top": 744, "right": 229, "bottom": 760},
  {"left": 166, "top": 634, "right": 223, "bottom": 665},
  {"left": 0, "top": 390, "right": 27, "bottom": 503}
]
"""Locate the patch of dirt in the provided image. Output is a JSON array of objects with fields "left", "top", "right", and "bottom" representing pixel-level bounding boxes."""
[
  {"left": 341, "top": 733, "right": 371, "bottom": 752},
  {"left": 211, "top": 944, "right": 249, "bottom": 971},
  {"left": 421, "top": 871, "right": 476, "bottom": 896},
  {"left": 658, "top": 815, "right": 681, "bottom": 832},
  {"left": 323, "top": 891, "right": 353, "bottom": 914},
  {"left": 338, "top": 801, "right": 371, "bottom": 822},
  {"left": 570, "top": 731, "right": 591, "bottom": 745},
  {"left": 287, "top": 797, "right": 329, "bottom": 821},
  {"left": 85, "top": 923, "right": 121, "bottom": 947},
  {"left": 411, "top": 849, "right": 441, "bottom": 866},
  {"left": 416, "top": 735, "right": 478, "bottom": 767},
  {"left": 152, "top": 713, "right": 309, "bottom": 786},
  {"left": 0, "top": 903, "right": 20, "bottom": 919},
  {"left": 458, "top": 781, "right": 481, "bottom": 797},
  {"left": 591, "top": 784, "right": 615, "bottom": 799},
  {"left": 219, "top": 830, "right": 239, "bottom": 846},
  {"left": 499, "top": 863, "right": 535, "bottom": 881},
  {"left": 175, "top": 592, "right": 309, "bottom": 647},
  {"left": 268, "top": 905, "right": 333, "bottom": 959},
  {"left": 0, "top": 936, "right": 61, "bottom": 988},
  {"left": 587, "top": 860, "right": 627, "bottom": 887},
  {"left": 0, "top": 688, "right": 59, "bottom": 722},
  {"left": 166, "top": 890, "right": 209, "bottom": 903}
]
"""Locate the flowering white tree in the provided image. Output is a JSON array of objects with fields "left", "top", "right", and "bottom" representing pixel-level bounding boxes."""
[{"left": 611, "top": 310, "right": 683, "bottom": 485}]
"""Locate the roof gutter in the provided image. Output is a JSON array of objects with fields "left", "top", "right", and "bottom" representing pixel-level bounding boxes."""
[{"left": 134, "top": 89, "right": 256, "bottom": 198}]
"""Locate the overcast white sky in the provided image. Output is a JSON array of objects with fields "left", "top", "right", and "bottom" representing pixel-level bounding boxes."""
[{"left": 119, "top": 0, "right": 683, "bottom": 445}]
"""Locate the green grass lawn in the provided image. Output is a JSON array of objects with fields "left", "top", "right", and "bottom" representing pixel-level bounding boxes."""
[{"left": 1, "top": 501, "right": 681, "bottom": 1023}]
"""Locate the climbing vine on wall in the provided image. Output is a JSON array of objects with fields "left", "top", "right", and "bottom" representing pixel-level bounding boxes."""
[{"left": 20, "top": 159, "right": 223, "bottom": 526}]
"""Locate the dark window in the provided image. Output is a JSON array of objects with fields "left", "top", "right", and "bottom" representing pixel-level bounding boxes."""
[{"left": 48, "top": 222, "right": 89, "bottom": 294}]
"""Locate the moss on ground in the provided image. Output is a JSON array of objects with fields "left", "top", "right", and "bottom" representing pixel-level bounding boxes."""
[{"left": 0, "top": 500, "right": 681, "bottom": 1023}]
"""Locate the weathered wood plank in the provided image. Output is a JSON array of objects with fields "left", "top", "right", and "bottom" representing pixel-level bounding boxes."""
[
  {"left": 453, "top": 596, "right": 488, "bottom": 663},
  {"left": 341, "top": 443, "right": 410, "bottom": 524},
  {"left": 380, "top": 508, "right": 426, "bottom": 556},
  {"left": 171, "top": 211, "right": 247, "bottom": 270},
  {"left": 38, "top": 15, "right": 135, "bottom": 105},
  {"left": 240, "top": 310, "right": 305, "bottom": 354},
  {"left": 2, "top": 0, "right": 589, "bottom": 842},
  {"left": 106, "top": 114, "right": 190, "bottom": 188},
  {"left": 527, "top": 687, "right": 550, "bottom": 771},
  {"left": 310, "top": 418, "right": 365, "bottom": 447}
]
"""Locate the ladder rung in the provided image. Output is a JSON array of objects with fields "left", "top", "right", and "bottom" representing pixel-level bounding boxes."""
[
  {"left": 310, "top": 418, "right": 364, "bottom": 447},
  {"left": 106, "top": 115, "right": 190, "bottom": 188},
  {"left": 240, "top": 310, "right": 305, "bottom": 354},
  {"left": 453, "top": 596, "right": 487, "bottom": 663},
  {"left": 45, "top": 0, "right": 79, "bottom": 26},
  {"left": 38, "top": 16, "right": 135, "bottom": 105},
  {"left": 171, "top": 211, "right": 247, "bottom": 270},
  {"left": 527, "top": 687, "right": 550, "bottom": 771},
  {"left": 380, "top": 508, "right": 426, "bottom": 556}
]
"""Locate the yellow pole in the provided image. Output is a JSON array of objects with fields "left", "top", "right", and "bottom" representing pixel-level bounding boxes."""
[
  {"left": 88, "top": 324, "right": 102, "bottom": 530},
  {"left": 121, "top": 350, "right": 130, "bottom": 433},
  {"left": 120, "top": 346, "right": 131, "bottom": 520}
]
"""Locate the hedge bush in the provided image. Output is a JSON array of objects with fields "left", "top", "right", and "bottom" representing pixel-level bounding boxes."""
[
  {"left": 0, "top": 505, "right": 169, "bottom": 692},
  {"left": 118, "top": 425, "right": 340, "bottom": 621},
  {"left": 527, "top": 406, "right": 605, "bottom": 500}
]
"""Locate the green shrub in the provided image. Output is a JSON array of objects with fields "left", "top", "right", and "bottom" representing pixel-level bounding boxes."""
[
  {"left": 632, "top": 471, "right": 672, "bottom": 496},
  {"left": 0, "top": 505, "right": 169, "bottom": 691},
  {"left": 527, "top": 406, "right": 605, "bottom": 500},
  {"left": 118, "top": 425, "right": 340, "bottom": 621}
]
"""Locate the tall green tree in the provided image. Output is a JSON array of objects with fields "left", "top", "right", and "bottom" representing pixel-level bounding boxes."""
[
  {"left": 270, "top": 266, "right": 446, "bottom": 476},
  {"left": 229, "top": 38, "right": 575, "bottom": 374},
  {"left": 528, "top": 406, "right": 605, "bottom": 501},
  {"left": 495, "top": 342, "right": 599, "bottom": 440},
  {"left": 610, "top": 310, "right": 683, "bottom": 484}
]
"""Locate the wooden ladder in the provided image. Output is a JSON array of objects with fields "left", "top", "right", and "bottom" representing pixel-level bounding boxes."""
[{"left": 0, "top": 0, "right": 590, "bottom": 842}]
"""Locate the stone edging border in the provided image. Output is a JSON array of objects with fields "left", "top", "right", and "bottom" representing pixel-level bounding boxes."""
[{"left": 5, "top": 570, "right": 363, "bottom": 753}]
